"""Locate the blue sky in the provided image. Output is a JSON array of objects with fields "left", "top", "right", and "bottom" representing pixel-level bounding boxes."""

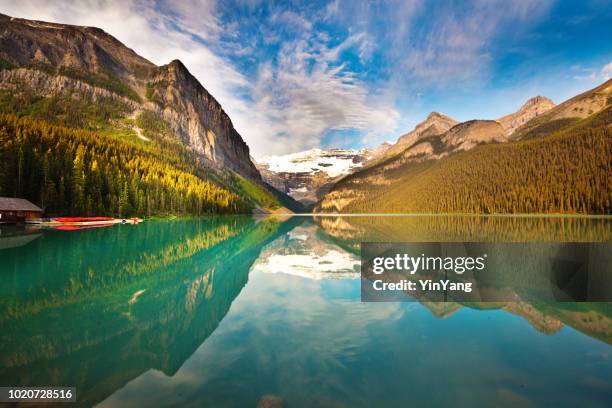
[{"left": 1, "top": 0, "right": 611, "bottom": 157}]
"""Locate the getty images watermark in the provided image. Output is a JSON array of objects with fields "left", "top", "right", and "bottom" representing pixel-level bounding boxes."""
[{"left": 360, "top": 242, "right": 612, "bottom": 302}]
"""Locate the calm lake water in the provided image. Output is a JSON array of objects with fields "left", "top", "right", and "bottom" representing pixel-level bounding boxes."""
[{"left": 1, "top": 216, "right": 611, "bottom": 407}]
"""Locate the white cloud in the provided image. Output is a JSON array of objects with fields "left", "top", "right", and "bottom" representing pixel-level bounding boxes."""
[
  {"left": 324, "top": 0, "right": 340, "bottom": 20},
  {"left": 155, "top": 0, "right": 223, "bottom": 41},
  {"left": 571, "top": 62, "right": 612, "bottom": 81},
  {"left": 603, "top": 62, "right": 612, "bottom": 80},
  {"left": 570, "top": 64, "right": 596, "bottom": 80},
  {"left": 396, "top": 0, "right": 554, "bottom": 84},
  {"left": 270, "top": 10, "right": 313, "bottom": 32},
  {"left": 573, "top": 72, "right": 597, "bottom": 81},
  {"left": 241, "top": 36, "right": 399, "bottom": 156}
]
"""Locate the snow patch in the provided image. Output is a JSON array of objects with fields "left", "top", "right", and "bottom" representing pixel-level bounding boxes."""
[{"left": 258, "top": 148, "right": 370, "bottom": 178}]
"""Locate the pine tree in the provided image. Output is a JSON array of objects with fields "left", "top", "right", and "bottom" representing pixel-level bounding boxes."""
[{"left": 72, "top": 144, "right": 86, "bottom": 213}]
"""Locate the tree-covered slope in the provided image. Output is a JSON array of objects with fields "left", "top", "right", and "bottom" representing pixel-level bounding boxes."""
[
  {"left": 0, "top": 114, "right": 253, "bottom": 216},
  {"left": 316, "top": 106, "right": 612, "bottom": 214}
]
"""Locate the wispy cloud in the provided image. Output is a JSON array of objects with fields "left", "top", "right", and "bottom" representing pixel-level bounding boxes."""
[
  {"left": 270, "top": 9, "right": 313, "bottom": 31},
  {"left": 603, "top": 62, "right": 612, "bottom": 80},
  {"left": 570, "top": 62, "right": 612, "bottom": 81},
  {"left": 155, "top": 0, "right": 223, "bottom": 41},
  {"left": 571, "top": 64, "right": 598, "bottom": 81},
  {"left": 388, "top": 0, "right": 553, "bottom": 85},
  {"left": 241, "top": 33, "right": 399, "bottom": 155}
]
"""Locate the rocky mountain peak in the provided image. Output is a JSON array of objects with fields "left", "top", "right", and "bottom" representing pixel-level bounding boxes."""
[
  {"left": 497, "top": 95, "right": 555, "bottom": 136},
  {"left": 382, "top": 111, "right": 458, "bottom": 159},
  {"left": 370, "top": 141, "right": 393, "bottom": 158},
  {"left": 523, "top": 95, "right": 555, "bottom": 107},
  {"left": 148, "top": 60, "right": 260, "bottom": 180},
  {"left": 426, "top": 111, "right": 450, "bottom": 120},
  {"left": 421, "top": 111, "right": 457, "bottom": 128},
  {"left": 400, "top": 111, "right": 458, "bottom": 144},
  {"left": 0, "top": 13, "right": 154, "bottom": 82},
  {"left": 0, "top": 13, "right": 261, "bottom": 181}
]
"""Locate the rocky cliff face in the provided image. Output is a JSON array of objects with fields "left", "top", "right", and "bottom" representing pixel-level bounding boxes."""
[
  {"left": 443, "top": 120, "right": 506, "bottom": 150},
  {"left": 148, "top": 60, "right": 260, "bottom": 179},
  {"left": 496, "top": 96, "right": 555, "bottom": 137},
  {"left": 0, "top": 13, "right": 261, "bottom": 181}
]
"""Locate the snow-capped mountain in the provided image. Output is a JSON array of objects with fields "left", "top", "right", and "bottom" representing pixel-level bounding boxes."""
[
  {"left": 259, "top": 148, "right": 372, "bottom": 177},
  {"left": 255, "top": 148, "right": 376, "bottom": 205}
]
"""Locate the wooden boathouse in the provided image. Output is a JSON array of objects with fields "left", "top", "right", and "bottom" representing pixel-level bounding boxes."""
[{"left": 0, "top": 197, "right": 43, "bottom": 223}]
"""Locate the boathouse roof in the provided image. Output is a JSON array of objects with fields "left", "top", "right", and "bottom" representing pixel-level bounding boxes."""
[{"left": 0, "top": 197, "right": 43, "bottom": 212}]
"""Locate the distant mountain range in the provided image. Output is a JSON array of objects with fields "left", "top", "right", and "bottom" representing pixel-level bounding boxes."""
[
  {"left": 260, "top": 96, "right": 565, "bottom": 207},
  {"left": 262, "top": 92, "right": 597, "bottom": 210},
  {"left": 315, "top": 79, "right": 612, "bottom": 214},
  {"left": 255, "top": 147, "right": 389, "bottom": 205},
  {"left": 0, "top": 13, "right": 303, "bottom": 215}
]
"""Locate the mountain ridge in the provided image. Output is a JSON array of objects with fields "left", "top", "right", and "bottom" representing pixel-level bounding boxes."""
[
  {"left": 315, "top": 79, "right": 612, "bottom": 214},
  {"left": 512, "top": 78, "right": 612, "bottom": 139},
  {"left": 257, "top": 93, "right": 563, "bottom": 206},
  {"left": 497, "top": 95, "right": 555, "bottom": 136},
  {"left": 382, "top": 111, "right": 459, "bottom": 160}
]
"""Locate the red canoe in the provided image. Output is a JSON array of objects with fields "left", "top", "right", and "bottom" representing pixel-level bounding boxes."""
[
  {"left": 53, "top": 217, "right": 115, "bottom": 222},
  {"left": 54, "top": 224, "right": 114, "bottom": 231}
]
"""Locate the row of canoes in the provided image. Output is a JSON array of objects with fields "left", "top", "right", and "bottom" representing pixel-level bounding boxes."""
[{"left": 27, "top": 217, "right": 143, "bottom": 229}]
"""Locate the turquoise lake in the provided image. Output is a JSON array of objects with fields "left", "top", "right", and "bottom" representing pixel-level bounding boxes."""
[{"left": 1, "top": 216, "right": 611, "bottom": 407}]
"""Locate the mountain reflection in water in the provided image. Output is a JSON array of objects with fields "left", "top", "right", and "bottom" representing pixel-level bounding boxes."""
[{"left": 0, "top": 215, "right": 610, "bottom": 407}]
